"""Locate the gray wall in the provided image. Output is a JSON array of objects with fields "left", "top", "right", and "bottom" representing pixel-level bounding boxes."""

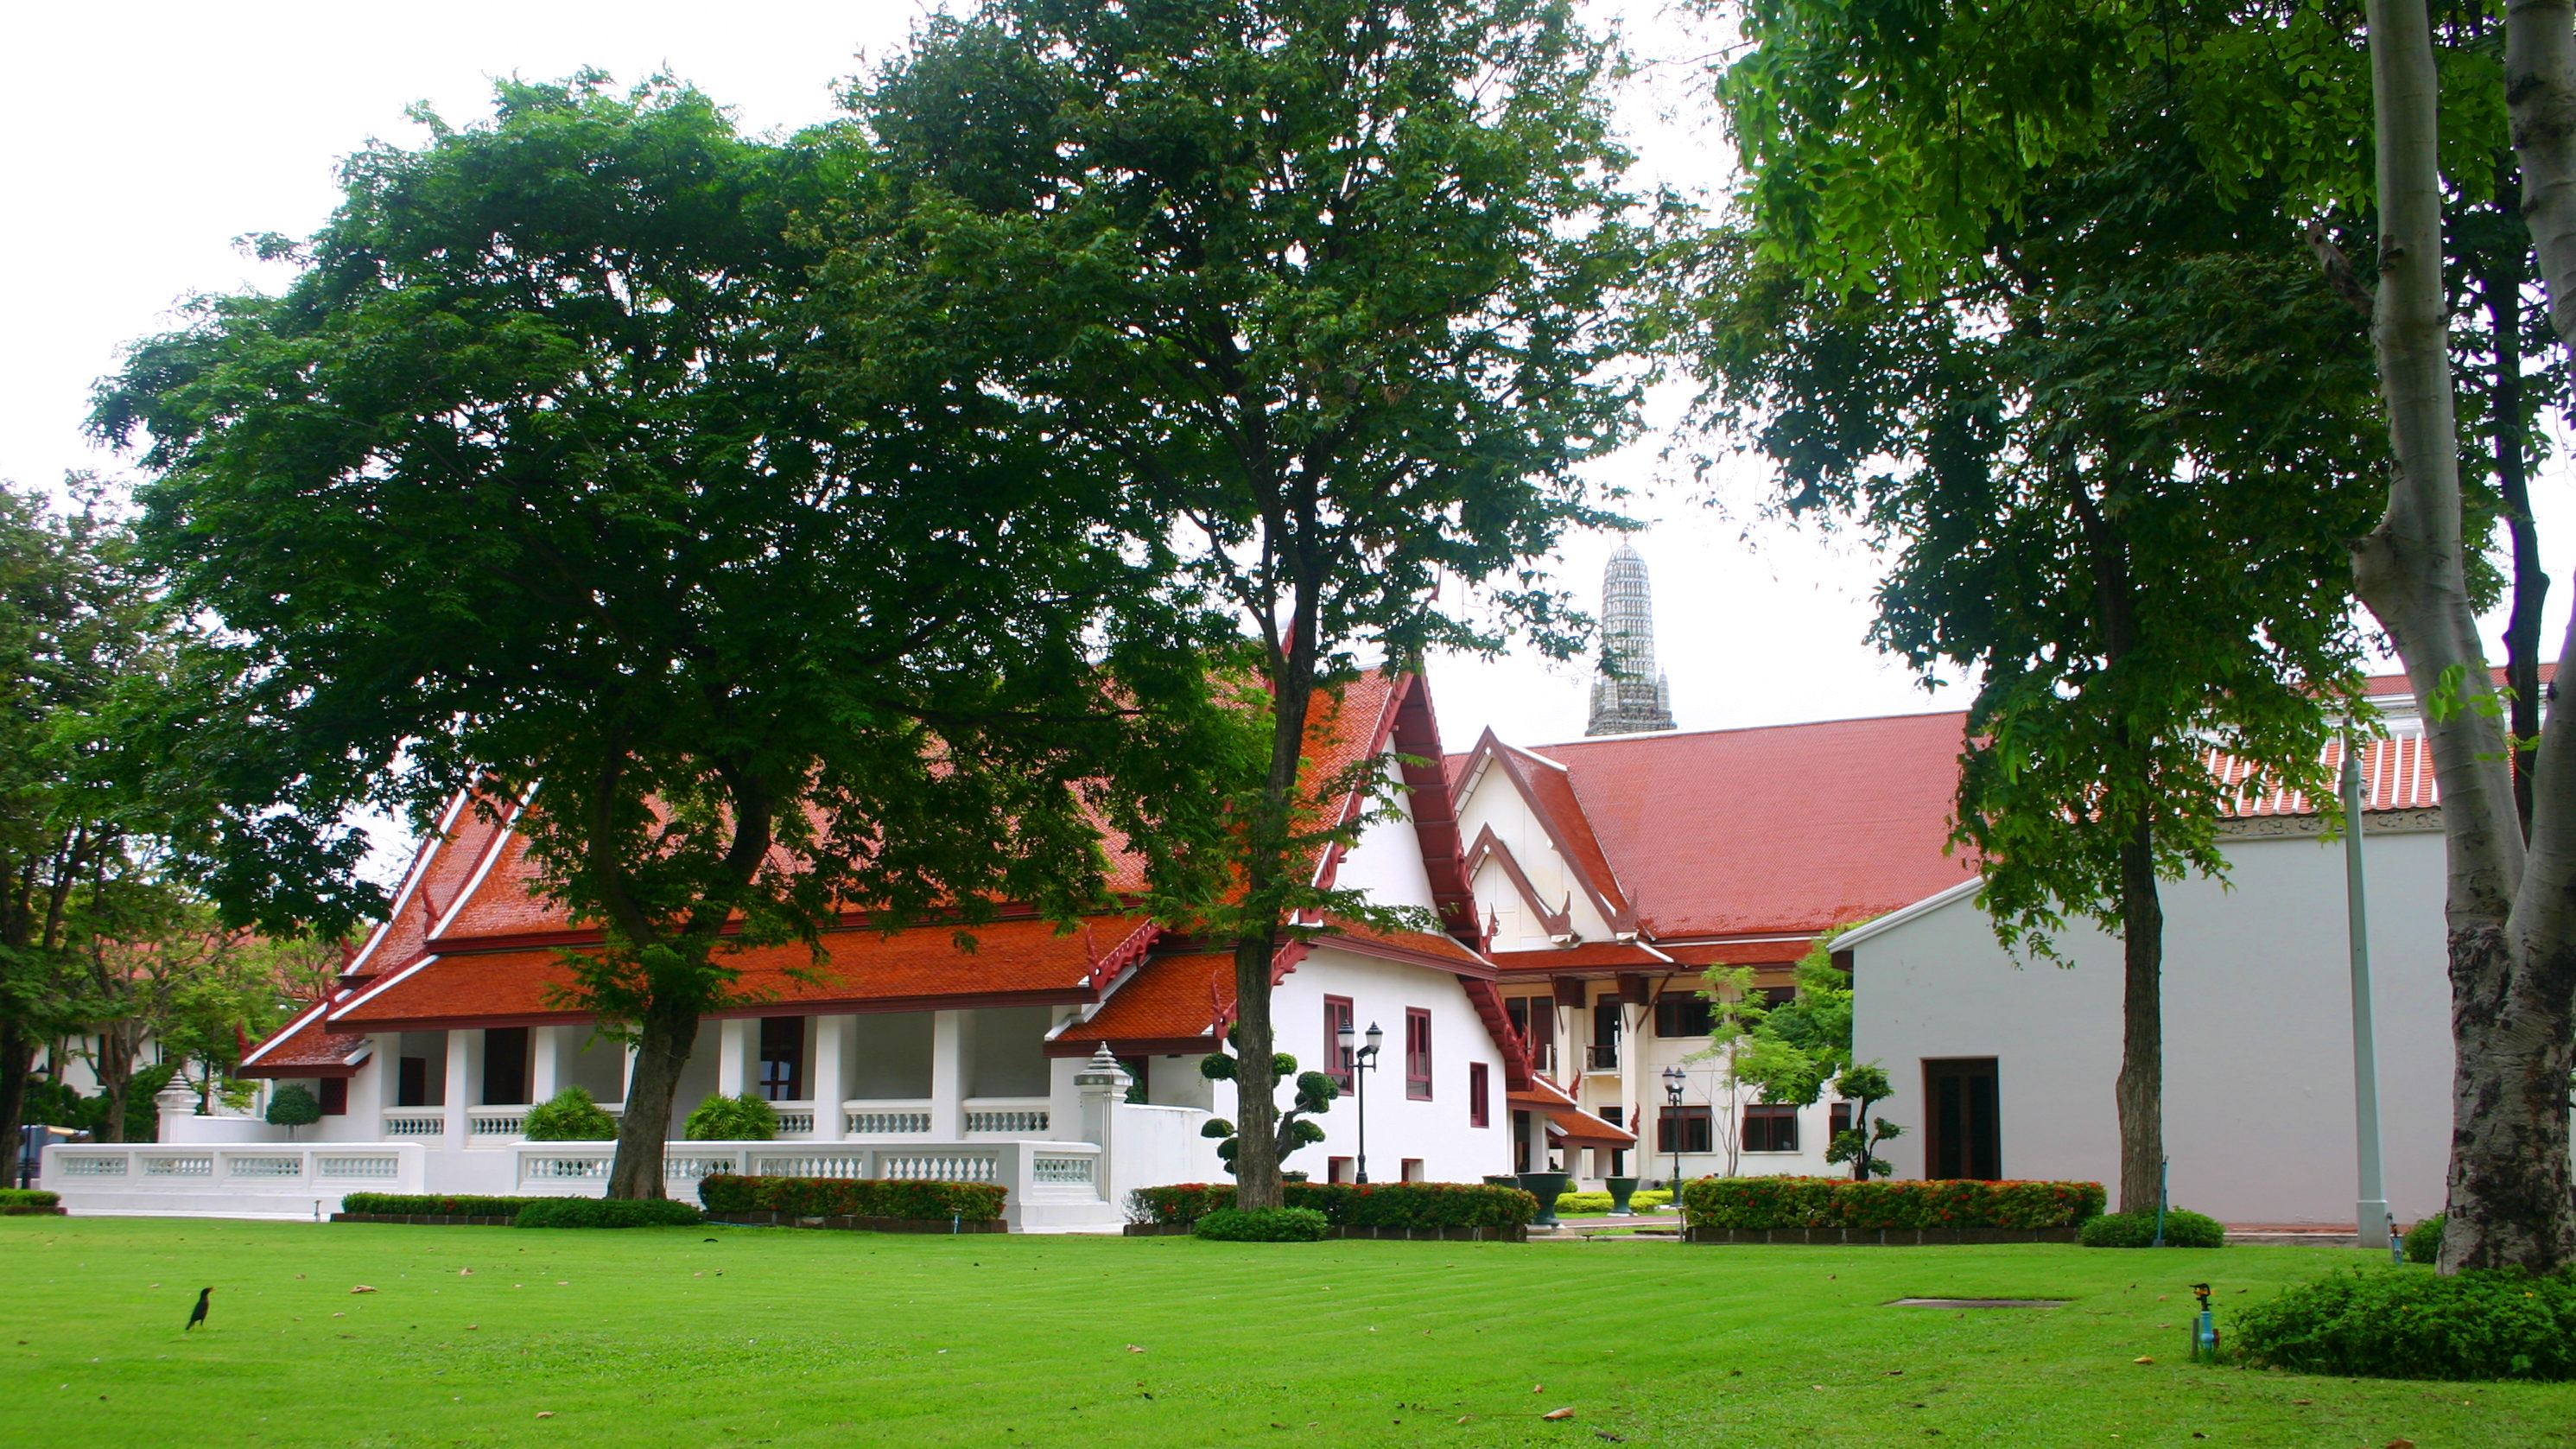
[
  {"left": 1850, "top": 825, "right": 2452, "bottom": 1225},
  {"left": 848, "top": 1012, "right": 933, "bottom": 1100}
]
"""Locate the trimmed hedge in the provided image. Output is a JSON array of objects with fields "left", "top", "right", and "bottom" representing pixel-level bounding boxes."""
[
  {"left": 1127, "top": 1181, "right": 1539, "bottom": 1229},
  {"left": 2406, "top": 1213, "right": 2447, "bottom": 1265},
  {"left": 2079, "top": 1209, "right": 2226, "bottom": 1249},
  {"left": 340, "top": 1193, "right": 554, "bottom": 1217},
  {"left": 0, "top": 1189, "right": 60, "bottom": 1208},
  {"left": 2233, "top": 1265, "right": 2576, "bottom": 1380},
  {"left": 513, "top": 1198, "right": 703, "bottom": 1229},
  {"left": 1557, "top": 1189, "right": 1674, "bottom": 1215},
  {"left": 1679, "top": 1176, "right": 2105, "bottom": 1230},
  {"left": 1195, "top": 1207, "right": 1329, "bottom": 1242},
  {"left": 697, "top": 1173, "right": 1008, "bottom": 1222}
]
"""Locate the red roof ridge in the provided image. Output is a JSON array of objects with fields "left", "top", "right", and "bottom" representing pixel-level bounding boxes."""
[{"left": 1522, "top": 704, "right": 1970, "bottom": 754}]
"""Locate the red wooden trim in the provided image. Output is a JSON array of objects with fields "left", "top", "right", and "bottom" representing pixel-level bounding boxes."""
[
  {"left": 1468, "top": 1060, "right": 1491, "bottom": 1128},
  {"left": 1456, "top": 976, "right": 1532, "bottom": 1092},
  {"left": 1404, "top": 1007, "right": 1433, "bottom": 1100},
  {"left": 1043, "top": 1033, "right": 1216, "bottom": 1058},
  {"left": 1461, "top": 826, "right": 1575, "bottom": 937},
  {"left": 1324, "top": 995, "right": 1355, "bottom": 1088}
]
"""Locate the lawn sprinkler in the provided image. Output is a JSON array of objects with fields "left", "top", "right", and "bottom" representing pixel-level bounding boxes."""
[
  {"left": 2186, "top": 1282, "right": 2218, "bottom": 1363},
  {"left": 2387, "top": 1210, "right": 2403, "bottom": 1267}
]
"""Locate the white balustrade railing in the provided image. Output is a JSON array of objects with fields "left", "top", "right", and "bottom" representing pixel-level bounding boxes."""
[
  {"left": 878, "top": 1153, "right": 1000, "bottom": 1183},
  {"left": 40, "top": 1144, "right": 421, "bottom": 1202},
  {"left": 771, "top": 1109, "right": 815, "bottom": 1135},
  {"left": 1031, "top": 1153, "right": 1095, "bottom": 1186},
  {"left": 963, "top": 1102, "right": 1050, "bottom": 1134},
  {"left": 383, "top": 1111, "right": 444, "bottom": 1137},
  {"left": 842, "top": 1104, "right": 932, "bottom": 1135},
  {"left": 501, "top": 1139, "right": 1106, "bottom": 1217},
  {"left": 467, "top": 1108, "right": 527, "bottom": 1137}
]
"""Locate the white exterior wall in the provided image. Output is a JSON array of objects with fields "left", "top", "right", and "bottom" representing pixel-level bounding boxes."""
[
  {"left": 1848, "top": 824, "right": 2453, "bottom": 1224},
  {"left": 1330, "top": 758, "right": 1443, "bottom": 912},
  {"left": 1228, "top": 944, "right": 1512, "bottom": 1184}
]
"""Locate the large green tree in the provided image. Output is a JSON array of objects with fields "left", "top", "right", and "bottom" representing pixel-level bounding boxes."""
[
  {"left": 94, "top": 75, "right": 1234, "bottom": 1199},
  {"left": 1695, "top": 53, "right": 2392, "bottom": 1214},
  {"left": 1704, "top": 0, "right": 2576, "bottom": 1269},
  {"left": 847, "top": 0, "right": 1651, "bottom": 1207}
]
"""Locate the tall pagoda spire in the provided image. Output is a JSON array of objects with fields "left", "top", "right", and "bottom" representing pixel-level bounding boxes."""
[{"left": 1586, "top": 540, "right": 1675, "bottom": 736}]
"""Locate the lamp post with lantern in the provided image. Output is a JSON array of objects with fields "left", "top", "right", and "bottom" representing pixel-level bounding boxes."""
[
  {"left": 1338, "top": 1020, "right": 1385, "bottom": 1184},
  {"left": 1661, "top": 1065, "right": 1687, "bottom": 1199}
]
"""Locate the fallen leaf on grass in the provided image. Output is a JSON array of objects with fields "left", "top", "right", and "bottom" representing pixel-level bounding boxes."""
[
  {"left": 2133, "top": 1357, "right": 2154, "bottom": 1364},
  {"left": 351, "top": 1286, "right": 378, "bottom": 1294},
  {"left": 1542, "top": 1408, "right": 1575, "bottom": 1421},
  {"left": 1532, "top": 1385, "right": 1545, "bottom": 1395},
  {"left": 2387, "top": 1441, "right": 2416, "bottom": 1449},
  {"left": 1126, "top": 1344, "right": 1145, "bottom": 1353},
  {"left": 536, "top": 1412, "right": 554, "bottom": 1420}
]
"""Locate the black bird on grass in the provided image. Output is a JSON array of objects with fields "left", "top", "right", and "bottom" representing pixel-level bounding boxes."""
[{"left": 184, "top": 1287, "right": 211, "bottom": 1331}]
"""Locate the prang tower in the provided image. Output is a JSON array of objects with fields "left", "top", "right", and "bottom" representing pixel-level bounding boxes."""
[{"left": 1584, "top": 540, "right": 1676, "bottom": 736}]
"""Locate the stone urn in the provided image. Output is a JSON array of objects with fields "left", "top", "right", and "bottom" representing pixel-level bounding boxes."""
[
  {"left": 1604, "top": 1175, "right": 1640, "bottom": 1216},
  {"left": 1516, "top": 1170, "right": 1571, "bottom": 1227}
]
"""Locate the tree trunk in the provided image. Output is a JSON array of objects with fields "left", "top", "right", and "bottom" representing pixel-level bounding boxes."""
[
  {"left": 2114, "top": 819, "right": 2166, "bottom": 1217},
  {"left": 0, "top": 1019, "right": 29, "bottom": 1184},
  {"left": 2474, "top": 172, "right": 2549, "bottom": 830},
  {"left": 1228, "top": 651, "right": 1319, "bottom": 1213},
  {"left": 94, "top": 1023, "right": 136, "bottom": 1144},
  {"left": 2367, "top": 0, "right": 2576, "bottom": 1273},
  {"left": 606, "top": 1001, "right": 698, "bottom": 1200}
]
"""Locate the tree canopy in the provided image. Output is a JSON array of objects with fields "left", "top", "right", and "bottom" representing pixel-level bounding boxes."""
[{"left": 93, "top": 74, "right": 1238, "bottom": 1197}]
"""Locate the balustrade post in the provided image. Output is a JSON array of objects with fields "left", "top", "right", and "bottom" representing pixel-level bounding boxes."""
[{"left": 1074, "top": 1046, "right": 1129, "bottom": 1200}]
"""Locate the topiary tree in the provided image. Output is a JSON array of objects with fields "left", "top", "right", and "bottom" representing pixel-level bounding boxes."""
[
  {"left": 523, "top": 1086, "right": 619, "bottom": 1142},
  {"left": 264, "top": 1082, "right": 321, "bottom": 1140},
  {"left": 682, "top": 1092, "right": 777, "bottom": 1142},
  {"left": 1824, "top": 1064, "right": 1902, "bottom": 1181},
  {"left": 1198, "top": 1035, "right": 1335, "bottom": 1178}
]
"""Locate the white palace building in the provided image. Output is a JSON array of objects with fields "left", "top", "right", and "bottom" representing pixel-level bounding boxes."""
[{"left": 42, "top": 544, "right": 2452, "bottom": 1227}]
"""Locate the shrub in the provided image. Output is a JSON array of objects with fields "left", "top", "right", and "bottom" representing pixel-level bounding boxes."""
[
  {"left": 684, "top": 1092, "right": 778, "bottom": 1141},
  {"left": 695, "top": 1173, "right": 1008, "bottom": 1221},
  {"left": 1557, "top": 1192, "right": 1612, "bottom": 1214},
  {"left": 523, "top": 1087, "right": 619, "bottom": 1141},
  {"left": 338, "top": 1193, "right": 553, "bottom": 1217},
  {"left": 0, "top": 1189, "right": 60, "bottom": 1207},
  {"left": 2232, "top": 1265, "right": 2576, "bottom": 1380},
  {"left": 2078, "top": 1209, "right": 2226, "bottom": 1249},
  {"left": 1126, "top": 1181, "right": 1538, "bottom": 1229},
  {"left": 1681, "top": 1176, "right": 2106, "bottom": 1230},
  {"left": 1194, "top": 1206, "right": 1329, "bottom": 1242},
  {"left": 2405, "top": 1213, "right": 2447, "bottom": 1265},
  {"left": 1631, "top": 1189, "right": 1673, "bottom": 1211},
  {"left": 264, "top": 1084, "right": 322, "bottom": 1133},
  {"left": 512, "top": 1198, "right": 704, "bottom": 1229}
]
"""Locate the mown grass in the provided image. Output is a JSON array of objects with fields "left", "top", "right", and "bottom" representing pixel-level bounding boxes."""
[{"left": 0, "top": 1216, "right": 2564, "bottom": 1447}]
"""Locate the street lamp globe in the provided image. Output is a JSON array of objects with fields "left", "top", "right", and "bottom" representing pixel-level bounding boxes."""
[{"left": 1364, "top": 1022, "right": 1385, "bottom": 1057}]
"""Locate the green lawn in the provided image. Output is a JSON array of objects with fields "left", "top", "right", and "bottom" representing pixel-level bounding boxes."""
[{"left": 1, "top": 1217, "right": 2561, "bottom": 1447}]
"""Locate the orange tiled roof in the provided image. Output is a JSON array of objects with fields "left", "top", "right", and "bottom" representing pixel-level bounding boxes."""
[
  {"left": 1046, "top": 950, "right": 1234, "bottom": 1056},
  {"left": 1485, "top": 943, "right": 1672, "bottom": 973},
  {"left": 238, "top": 1002, "right": 374, "bottom": 1078},
  {"left": 331, "top": 915, "right": 1151, "bottom": 1030},
  {"left": 2218, "top": 734, "right": 2440, "bottom": 817}
]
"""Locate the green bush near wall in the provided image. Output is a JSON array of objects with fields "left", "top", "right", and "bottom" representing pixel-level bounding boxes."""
[
  {"left": 1193, "top": 1206, "right": 1329, "bottom": 1242},
  {"left": 683, "top": 1093, "right": 778, "bottom": 1141},
  {"left": 1678, "top": 1177, "right": 2106, "bottom": 1230},
  {"left": 2078, "top": 1209, "right": 2226, "bottom": 1249},
  {"left": 696, "top": 1173, "right": 1008, "bottom": 1222},
  {"left": 2405, "top": 1213, "right": 2447, "bottom": 1264},
  {"left": 523, "top": 1087, "right": 619, "bottom": 1141},
  {"left": 339, "top": 1193, "right": 555, "bottom": 1217},
  {"left": 512, "top": 1198, "right": 703, "bottom": 1229},
  {"left": 0, "top": 1189, "right": 60, "bottom": 1208},
  {"left": 2232, "top": 1265, "right": 2576, "bottom": 1380},
  {"left": 1127, "top": 1181, "right": 1538, "bottom": 1229}
]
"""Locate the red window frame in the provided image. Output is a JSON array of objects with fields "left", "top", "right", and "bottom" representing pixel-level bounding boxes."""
[
  {"left": 1324, "top": 995, "right": 1355, "bottom": 1088},
  {"left": 1468, "top": 1061, "right": 1490, "bottom": 1128},
  {"left": 1404, "top": 1009, "right": 1432, "bottom": 1100}
]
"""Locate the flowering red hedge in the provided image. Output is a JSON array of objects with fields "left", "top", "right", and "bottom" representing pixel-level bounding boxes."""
[
  {"left": 696, "top": 1173, "right": 1007, "bottom": 1221},
  {"left": 1127, "top": 1181, "right": 1539, "bottom": 1229},
  {"left": 1679, "top": 1176, "right": 2104, "bottom": 1230}
]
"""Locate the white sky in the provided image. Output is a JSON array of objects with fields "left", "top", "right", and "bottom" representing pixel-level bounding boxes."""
[{"left": 3, "top": 0, "right": 2563, "bottom": 779}]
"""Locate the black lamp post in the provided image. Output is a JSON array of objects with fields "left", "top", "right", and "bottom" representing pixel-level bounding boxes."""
[
  {"left": 1661, "top": 1065, "right": 1686, "bottom": 1197},
  {"left": 1339, "top": 1020, "right": 1384, "bottom": 1183}
]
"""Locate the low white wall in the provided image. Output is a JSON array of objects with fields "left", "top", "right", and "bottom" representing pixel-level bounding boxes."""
[
  {"left": 1850, "top": 827, "right": 2452, "bottom": 1224},
  {"left": 44, "top": 1142, "right": 426, "bottom": 1221}
]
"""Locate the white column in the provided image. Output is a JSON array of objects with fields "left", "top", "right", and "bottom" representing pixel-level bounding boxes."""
[
  {"left": 1621, "top": 1000, "right": 1646, "bottom": 1179},
  {"left": 1075, "top": 1045, "right": 1130, "bottom": 1201},
  {"left": 930, "top": 1010, "right": 967, "bottom": 1138},
  {"left": 356, "top": 1035, "right": 397, "bottom": 1139},
  {"left": 444, "top": 1030, "right": 481, "bottom": 1149},
  {"left": 810, "top": 1015, "right": 847, "bottom": 1141},
  {"left": 619, "top": 1044, "right": 639, "bottom": 1110},
  {"left": 717, "top": 1018, "right": 751, "bottom": 1100},
  {"left": 530, "top": 1026, "right": 562, "bottom": 1104}
]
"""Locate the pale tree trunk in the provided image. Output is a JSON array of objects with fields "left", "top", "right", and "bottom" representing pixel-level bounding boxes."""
[
  {"left": 2366, "top": 0, "right": 2575, "bottom": 1273},
  {"left": 2114, "top": 821, "right": 2167, "bottom": 1217}
]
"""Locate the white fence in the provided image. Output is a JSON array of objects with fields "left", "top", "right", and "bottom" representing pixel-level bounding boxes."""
[
  {"left": 507, "top": 1139, "right": 1110, "bottom": 1230},
  {"left": 41, "top": 1142, "right": 426, "bottom": 1220}
]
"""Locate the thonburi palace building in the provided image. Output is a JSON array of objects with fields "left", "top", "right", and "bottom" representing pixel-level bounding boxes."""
[{"left": 48, "top": 545, "right": 2008, "bottom": 1224}]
